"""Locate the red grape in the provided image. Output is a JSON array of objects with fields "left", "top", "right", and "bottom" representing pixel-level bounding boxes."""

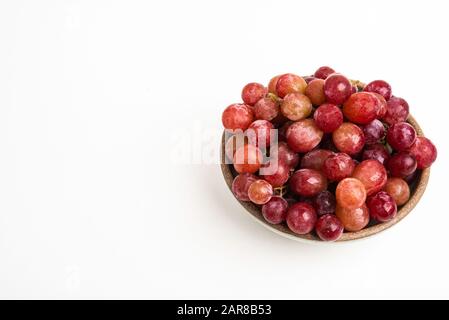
[
  {"left": 336, "top": 178, "right": 367, "bottom": 209},
  {"left": 278, "top": 121, "right": 292, "bottom": 142},
  {"left": 315, "top": 214, "right": 344, "bottom": 241},
  {"left": 254, "top": 96, "right": 280, "bottom": 121},
  {"left": 281, "top": 93, "right": 312, "bottom": 121},
  {"left": 313, "top": 103, "right": 343, "bottom": 133},
  {"left": 363, "top": 80, "right": 392, "bottom": 100},
  {"left": 276, "top": 73, "right": 307, "bottom": 98},
  {"left": 367, "top": 191, "right": 397, "bottom": 222},
  {"left": 387, "top": 152, "right": 417, "bottom": 178},
  {"left": 383, "top": 177, "right": 410, "bottom": 206},
  {"left": 286, "top": 119, "right": 323, "bottom": 153},
  {"left": 383, "top": 96, "right": 409, "bottom": 125},
  {"left": 271, "top": 141, "right": 300, "bottom": 169},
  {"left": 343, "top": 92, "right": 379, "bottom": 124},
  {"left": 262, "top": 196, "right": 288, "bottom": 224},
  {"left": 373, "top": 92, "right": 387, "bottom": 119},
  {"left": 233, "top": 144, "right": 263, "bottom": 174},
  {"left": 314, "top": 66, "right": 335, "bottom": 80},
  {"left": 222, "top": 103, "right": 254, "bottom": 131},
  {"left": 406, "top": 136, "right": 437, "bottom": 169},
  {"left": 352, "top": 159, "right": 387, "bottom": 195},
  {"left": 231, "top": 173, "right": 258, "bottom": 201},
  {"left": 290, "top": 169, "right": 328, "bottom": 197},
  {"left": 336, "top": 204, "right": 370, "bottom": 232},
  {"left": 300, "top": 149, "right": 334, "bottom": 171},
  {"left": 332, "top": 122, "right": 365, "bottom": 155},
  {"left": 286, "top": 202, "right": 317, "bottom": 234},
  {"left": 268, "top": 75, "right": 281, "bottom": 94},
  {"left": 363, "top": 119, "right": 386, "bottom": 145},
  {"left": 313, "top": 190, "right": 336, "bottom": 216},
  {"left": 305, "top": 79, "right": 326, "bottom": 106},
  {"left": 241, "top": 82, "right": 267, "bottom": 106},
  {"left": 246, "top": 120, "right": 274, "bottom": 148},
  {"left": 323, "top": 152, "right": 355, "bottom": 181},
  {"left": 248, "top": 180, "right": 273, "bottom": 205},
  {"left": 386, "top": 122, "right": 417, "bottom": 151},
  {"left": 362, "top": 143, "right": 390, "bottom": 165},
  {"left": 261, "top": 160, "right": 290, "bottom": 187},
  {"left": 324, "top": 74, "right": 352, "bottom": 105}
]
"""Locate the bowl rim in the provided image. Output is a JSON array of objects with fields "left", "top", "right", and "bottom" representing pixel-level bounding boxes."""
[{"left": 220, "top": 114, "right": 430, "bottom": 243}]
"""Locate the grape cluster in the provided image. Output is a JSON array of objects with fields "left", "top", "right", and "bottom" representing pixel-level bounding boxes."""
[{"left": 223, "top": 67, "right": 437, "bottom": 241}]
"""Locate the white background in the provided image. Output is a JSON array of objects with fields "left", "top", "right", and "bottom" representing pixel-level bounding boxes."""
[{"left": 0, "top": 0, "right": 448, "bottom": 299}]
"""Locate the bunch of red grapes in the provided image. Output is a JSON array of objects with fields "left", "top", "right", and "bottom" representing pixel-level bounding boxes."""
[{"left": 222, "top": 66, "right": 437, "bottom": 241}]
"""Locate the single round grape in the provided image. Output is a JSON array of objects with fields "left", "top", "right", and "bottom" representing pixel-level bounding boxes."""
[
  {"left": 225, "top": 133, "right": 248, "bottom": 162},
  {"left": 367, "top": 191, "right": 397, "bottom": 222},
  {"left": 271, "top": 141, "right": 300, "bottom": 169},
  {"left": 332, "top": 122, "right": 365, "bottom": 155},
  {"left": 222, "top": 103, "right": 254, "bottom": 131},
  {"left": 314, "top": 66, "right": 335, "bottom": 80},
  {"left": 352, "top": 159, "right": 387, "bottom": 195},
  {"left": 343, "top": 92, "right": 379, "bottom": 125},
  {"left": 262, "top": 196, "right": 288, "bottom": 224},
  {"left": 363, "top": 119, "right": 386, "bottom": 145},
  {"left": 304, "top": 76, "right": 316, "bottom": 84},
  {"left": 246, "top": 120, "right": 274, "bottom": 148},
  {"left": 286, "top": 202, "right": 317, "bottom": 235},
  {"left": 387, "top": 122, "right": 417, "bottom": 151},
  {"left": 268, "top": 75, "right": 281, "bottom": 94},
  {"left": 305, "top": 79, "right": 326, "bottom": 106},
  {"left": 407, "top": 136, "right": 437, "bottom": 169},
  {"left": 231, "top": 173, "right": 258, "bottom": 202},
  {"left": 336, "top": 178, "right": 367, "bottom": 210},
  {"left": 241, "top": 82, "right": 267, "bottom": 106},
  {"left": 300, "top": 149, "right": 334, "bottom": 171},
  {"left": 276, "top": 73, "right": 307, "bottom": 98},
  {"left": 363, "top": 80, "right": 392, "bottom": 100},
  {"left": 372, "top": 92, "right": 387, "bottom": 119},
  {"left": 336, "top": 204, "right": 369, "bottom": 232},
  {"left": 281, "top": 93, "right": 312, "bottom": 121},
  {"left": 387, "top": 152, "right": 417, "bottom": 178},
  {"left": 233, "top": 144, "right": 263, "bottom": 174},
  {"left": 383, "top": 177, "right": 410, "bottom": 206},
  {"left": 383, "top": 96, "right": 409, "bottom": 125},
  {"left": 323, "top": 152, "right": 355, "bottom": 181},
  {"left": 248, "top": 180, "right": 273, "bottom": 205},
  {"left": 286, "top": 119, "right": 323, "bottom": 153},
  {"left": 289, "top": 169, "right": 328, "bottom": 197},
  {"left": 254, "top": 96, "right": 280, "bottom": 121},
  {"left": 362, "top": 143, "right": 390, "bottom": 165},
  {"left": 323, "top": 74, "right": 352, "bottom": 105},
  {"left": 313, "top": 190, "right": 336, "bottom": 216},
  {"left": 261, "top": 160, "right": 290, "bottom": 187},
  {"left": 313, "top": 103, "right": 343, "bottom": 133},
  {"left": 315, "top": 214, "right": 344, "bottom": 241}
]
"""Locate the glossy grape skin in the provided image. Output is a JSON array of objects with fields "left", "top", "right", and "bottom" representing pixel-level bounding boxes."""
[
  {"left": 286, "top": 119, "right": 324, "bottom": 153},
  {"left": 271, "top": 141, "right": 300, "bottom": 169},
  {"left": 407, "top": 136, "right": 438, "bottom": 169},
  {"left": 332, "top": 122, "right": 365, "bottom": 155},
  {"left": 372, "top": 93, "right": 387, "bottom": 119},
  {"left": 276, "top": 73, "right": 307, "bottom": 98},
  {"left": 383, "top": 178, "right": 410, "bottom": 206},
  {"left": 363, "top": 80, "right": 392, "bottom": 100},
  {"left": 233, "top": 144, "right": 263, "bottom": 174},
  {"left": 362, "top": 143, "right": 390, "bottom": 165},
  {"left": 241, "top": 82, "right": 267, "bottom": 106},
  {"left": 313, "top": 103, "right": 343, "bottom": 133},
  {"left": 262, "top": 196, "right": 288, "bottom": 224},
  {"left": 225, "top": 133, "right": 248, "bottom": 162},
  {"left": 305, "top": 79, "right": 326, "bottom": 106},
  {"left": 248, "top": 180, "right": 273, "bottom": 205},
  {"left": 268, "top": 75, "right": 281, "bottom": 94},
  {"left": 336, "top": 204, "right": 370, "bottom": 232},
  {"left": 323, "top": 153, "right": 355, "bottom": 181},
  {"left": 324, "top": 74, "right": 352, "bottom": 105},
  {"left": 352, "top": 159, "right": 387, "bottom": 195},
  {"left": 315, "top": 214, "right": 344, "bottom": 241},
  {"left": 386, "top": 122, "right": 417, "bottom": 151},
  {"left": 314, "top": 66, "right": 335, "bottom": 80},
  {"left": 383, "top": 96, "right": 409, "bottom": 125},
  {"left": 222, "top": 103, "right": 254, "bottom": 131},
  {"left": 367, "top": 191, "right": 397, "bottom": 222},
  {"left": 363, "top": 119, "right": 386, "bottom": 145},
  {"left": 300, "top": 149, "right": 334, "bottom": 171},
  {"left": 281, "top": 93, "right": 312, "bottom": 121},
  {"left": 261, "top": 160, "right": 290, "bottom": 187},
  {"left": 286, "top": 202, "right": 317, "bottom": 235},
  {"left": 289, "top": 169, "right": 328, "bottom": 197},
  {"left": 231, "top": 173, "right": 258, "bottom": 201},
  {"left": 343, "top": 92, "right": 379, "bottom": 125},
  {"left": 254, "top": 96, "right": 280, "bottom": 121},
  {"left": 336, "top": 178, "right": 367, "bottom": 210},
  {"left": 387, "top": 152, "right": 417, "bottom": 178},
  {"left": 246, "top": 120, "right": 274, "bottom": 148},
  {"left": 313, "top": 190, "right": 336, "bottom": 216}
]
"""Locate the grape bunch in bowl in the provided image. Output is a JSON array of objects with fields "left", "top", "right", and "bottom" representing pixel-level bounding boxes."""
[{"left": 221, "top": 66, "right": 437, "bottom": 242}]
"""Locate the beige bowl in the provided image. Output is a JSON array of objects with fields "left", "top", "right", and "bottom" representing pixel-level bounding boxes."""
[{"left": 220, "top": 115, "right": 430, "bottom": 242}]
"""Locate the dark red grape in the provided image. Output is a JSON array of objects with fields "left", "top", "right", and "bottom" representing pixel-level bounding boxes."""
[
  {"left": 315, "top": 214, "right": 344, "bottom": 241},
  {"left": 314, "top": 66, "right": 335, "bottom": 80},
  {"left": 323, "top": 152, "right": 355, "bottom": 181},
  {"left": 362, "top": 143, "right": 390, "bottom": 165},
  {"left": 286, "top": 202, "right": 317, "bottom": 234},
  {"left": 363, "top": 119, "right": 386, "bottom": 145},
  {"left": 343, "top": 92, "right": 379, "bottom": 124},
  {"left": 222, "top": 103, "right": 254, "bottom": 131},
  {"left": 313, "top": 190, "right": 336, "bottom": 216},
  {"left": 271, "top": 141, "right": 299, "bottom": 169},
  {"left": 248, "top": 180, "right": 273, "bottom": 205},
  {"left": 290, "top": 169, "right": 328, "bottom": 197},
  {"left": 324, "top": 74, "right": 352, "bottom": 105},
  {"left": 286, "top": 119, "right": 323, "bottom": 153},
  {"left": 261, "top": 160, "right": 290, "bottom": 187},
  {"left": 407, "top": 136, "right": 437, "bottom": 169},
  {"left": 363, "top": 80, "right": 392, "bottom": 100},
  {"left": 241, "top": 82, "right": 267, "bottom": 106},
  {"left": 387, "top": 152, "right": 417, "bottom": 178},
  {"left": 254, "top": 96, "right": 280, "bottom": 121},
  {"left": 246, "top": 120, "right": 274, "bottom": 148},
  {"left": 387, "top": 122, "right": 417, "bottom": 151},
  {"left": 305, "top": 79, "right": 326, "bottom": 106},
  {"left": 367, "top": 191, "right": 397, "bottom": 222},
  {"left": 300, "top": 149, "right": 334, "bottom": 171},
  {"left": 313, "top": 103, "right": 343, "bottom": 133},
  {"left": 276, "top": 73, "right": 307, "bottom": 98},
  {"left": 281, "top": 93, "right": 312, "bottom": 121},
  {"left": 352, "top": 159, "right": 387, "bottom": 195},
  {"left": 231, "top": 173, "right": 258, "bottom": 201},
  {"left": 383, "top": 96, "right": 409, "bottom": 125},
  {"left": 262, "top": 196, "right": 288, "bottom": 224},
  {"left": 332, "top": 122, "right": 365, "bottom": 155},
  {"left": 233, "top": 144, "right": 263, "bottom": 174},
  {"left": 278, "top": 121, "right": 292, "bottom": 142}
]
